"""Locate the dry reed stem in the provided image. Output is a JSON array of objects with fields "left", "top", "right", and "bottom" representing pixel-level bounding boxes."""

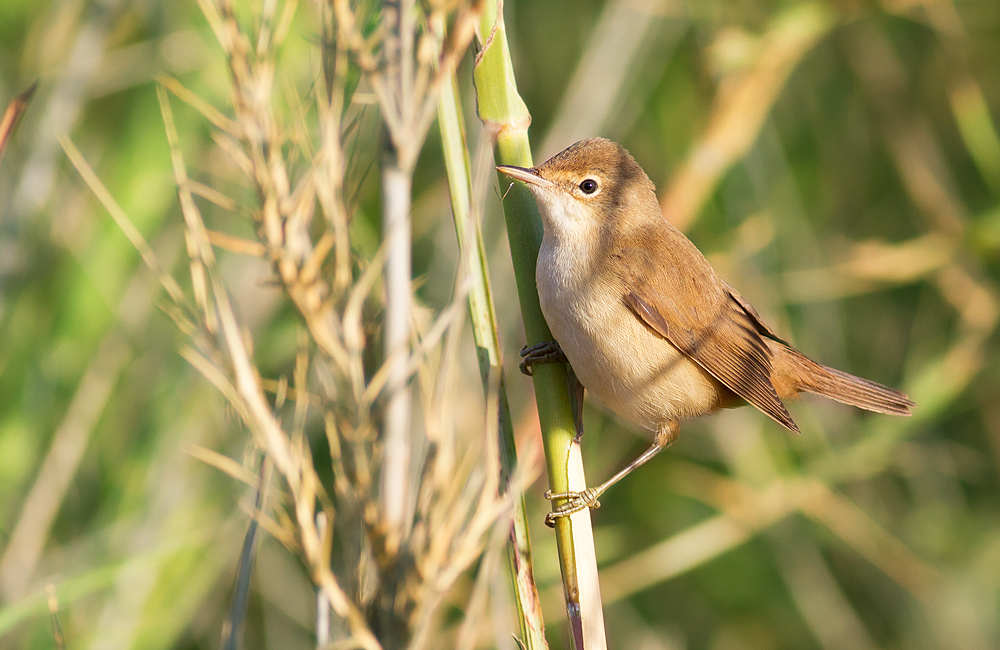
[
  {"left": 143, "top": 1, "right": 514, "bottom": 646},
  {"left": 353, "top": 0, "right": 484, "bottom": 551},
  {"left": 379, "top": 158, "right": 414, "bottom": 543}
]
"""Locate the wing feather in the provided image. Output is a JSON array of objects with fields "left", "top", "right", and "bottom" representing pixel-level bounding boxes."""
[{"left": 620, "top": 243, "right": 799, "bottom": 433}]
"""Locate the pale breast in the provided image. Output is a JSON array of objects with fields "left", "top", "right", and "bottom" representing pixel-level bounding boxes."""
[{"left": 536, "top": 241, "right": 726, "bottom": 432}]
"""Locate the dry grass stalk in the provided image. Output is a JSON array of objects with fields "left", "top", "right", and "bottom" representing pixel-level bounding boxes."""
[
  {"left": 328, "top": 0, "right": 484, "bottom": 549},
  {"left": 56, "top": 0, "right": 516, "bottom": 647}
]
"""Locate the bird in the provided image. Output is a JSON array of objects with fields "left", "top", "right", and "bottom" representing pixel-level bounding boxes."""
[{"left": 497, "top": 137, "right": 914, "bottom": 523}]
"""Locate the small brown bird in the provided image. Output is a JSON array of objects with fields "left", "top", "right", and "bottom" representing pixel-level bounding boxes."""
[{"left": 498, "top": 138, "right": 913, "bottom": 523}]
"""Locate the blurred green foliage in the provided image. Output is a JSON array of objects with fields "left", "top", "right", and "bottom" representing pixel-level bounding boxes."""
[{"left": 2, "top": 0, "right": 1000, "bottom": 649}]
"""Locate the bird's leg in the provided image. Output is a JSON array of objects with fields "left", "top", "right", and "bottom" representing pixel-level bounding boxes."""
[
  {"left": 519, "top": 340, "right": 568, "bottom": 376},
  {"left": 544, "top": 420, "right": 679, "bottom": 527}
]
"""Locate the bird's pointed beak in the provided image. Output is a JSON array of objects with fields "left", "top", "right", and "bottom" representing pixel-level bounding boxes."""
[{"left": 496, "top": 165, "right": 555, "bottom": 189}]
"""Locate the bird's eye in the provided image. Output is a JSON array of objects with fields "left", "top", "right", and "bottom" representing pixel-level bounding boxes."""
[{"left": 579, "top": 179, "right": 599, "bottom": 194}]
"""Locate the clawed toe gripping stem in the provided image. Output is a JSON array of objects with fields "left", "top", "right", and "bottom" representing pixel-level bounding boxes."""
[
  {"left": 543, "top": 488, "right": 604, "bottom": 527},
  {"left": 542, "top": 425, "right": 678, "bottom": 527},
  {"left": 519, "top": 340, "right": 567, "bottom": 376}
]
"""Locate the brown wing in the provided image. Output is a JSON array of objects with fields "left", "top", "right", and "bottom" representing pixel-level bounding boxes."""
[
  {"left": 618, "top": 241, "right": 799, "bottom": 433},
  {"left": 723, "top": 281, "right": 787, "bottom": 344}
]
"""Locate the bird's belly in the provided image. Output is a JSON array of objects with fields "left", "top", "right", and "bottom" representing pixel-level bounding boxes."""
[{"left": 538, "top": 277, "right": 725, "bottom": 432}]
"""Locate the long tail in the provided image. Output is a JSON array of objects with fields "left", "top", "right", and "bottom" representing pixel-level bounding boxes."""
[{"left": 771, "top": 345, "right": 914, "bottom": 416}]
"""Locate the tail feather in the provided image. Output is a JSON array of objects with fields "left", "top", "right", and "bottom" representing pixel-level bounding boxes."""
[{"left": 772, "top": 345, "right": 914, "bottom": 416}]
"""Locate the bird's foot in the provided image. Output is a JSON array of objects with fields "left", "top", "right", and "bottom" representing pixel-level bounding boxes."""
[
  {"left": 543, "top": 488, "right": 603, "bottom": 527},
  {"left": 519, "top": 340, "right": 568, "bottom": 376}
]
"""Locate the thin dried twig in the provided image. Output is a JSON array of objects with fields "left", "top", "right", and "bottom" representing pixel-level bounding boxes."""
[{"left": 0, "top": 81, "right": 37, "bottom": 165}]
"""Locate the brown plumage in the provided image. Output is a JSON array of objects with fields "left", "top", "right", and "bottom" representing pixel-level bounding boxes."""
[{"left": 498, "top": 138, "right": 913, "bottom": 522}]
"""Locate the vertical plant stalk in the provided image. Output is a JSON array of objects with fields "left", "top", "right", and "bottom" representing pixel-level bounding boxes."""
[
  {"left": 154, "top": 74, "right": 383, "bottom": 647},
  {"left": 381, "top": 147, "right": 414, "bottom": 544},
  {"left": 437, "top": 69, "right": 548, "bottom": 649},
  {"left": 370, "top": 0, "right": 484, "bottom": 553},
  {"left": 473, "top": 2, "right": 607, "bottom": 648},
  {"left": 379, "top": 0, "right": 417, "bottom": 549}
]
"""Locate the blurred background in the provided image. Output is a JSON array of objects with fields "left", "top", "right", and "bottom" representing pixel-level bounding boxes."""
[{"left": 2, "top": 0, "right": 999, "bottom": 648}]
